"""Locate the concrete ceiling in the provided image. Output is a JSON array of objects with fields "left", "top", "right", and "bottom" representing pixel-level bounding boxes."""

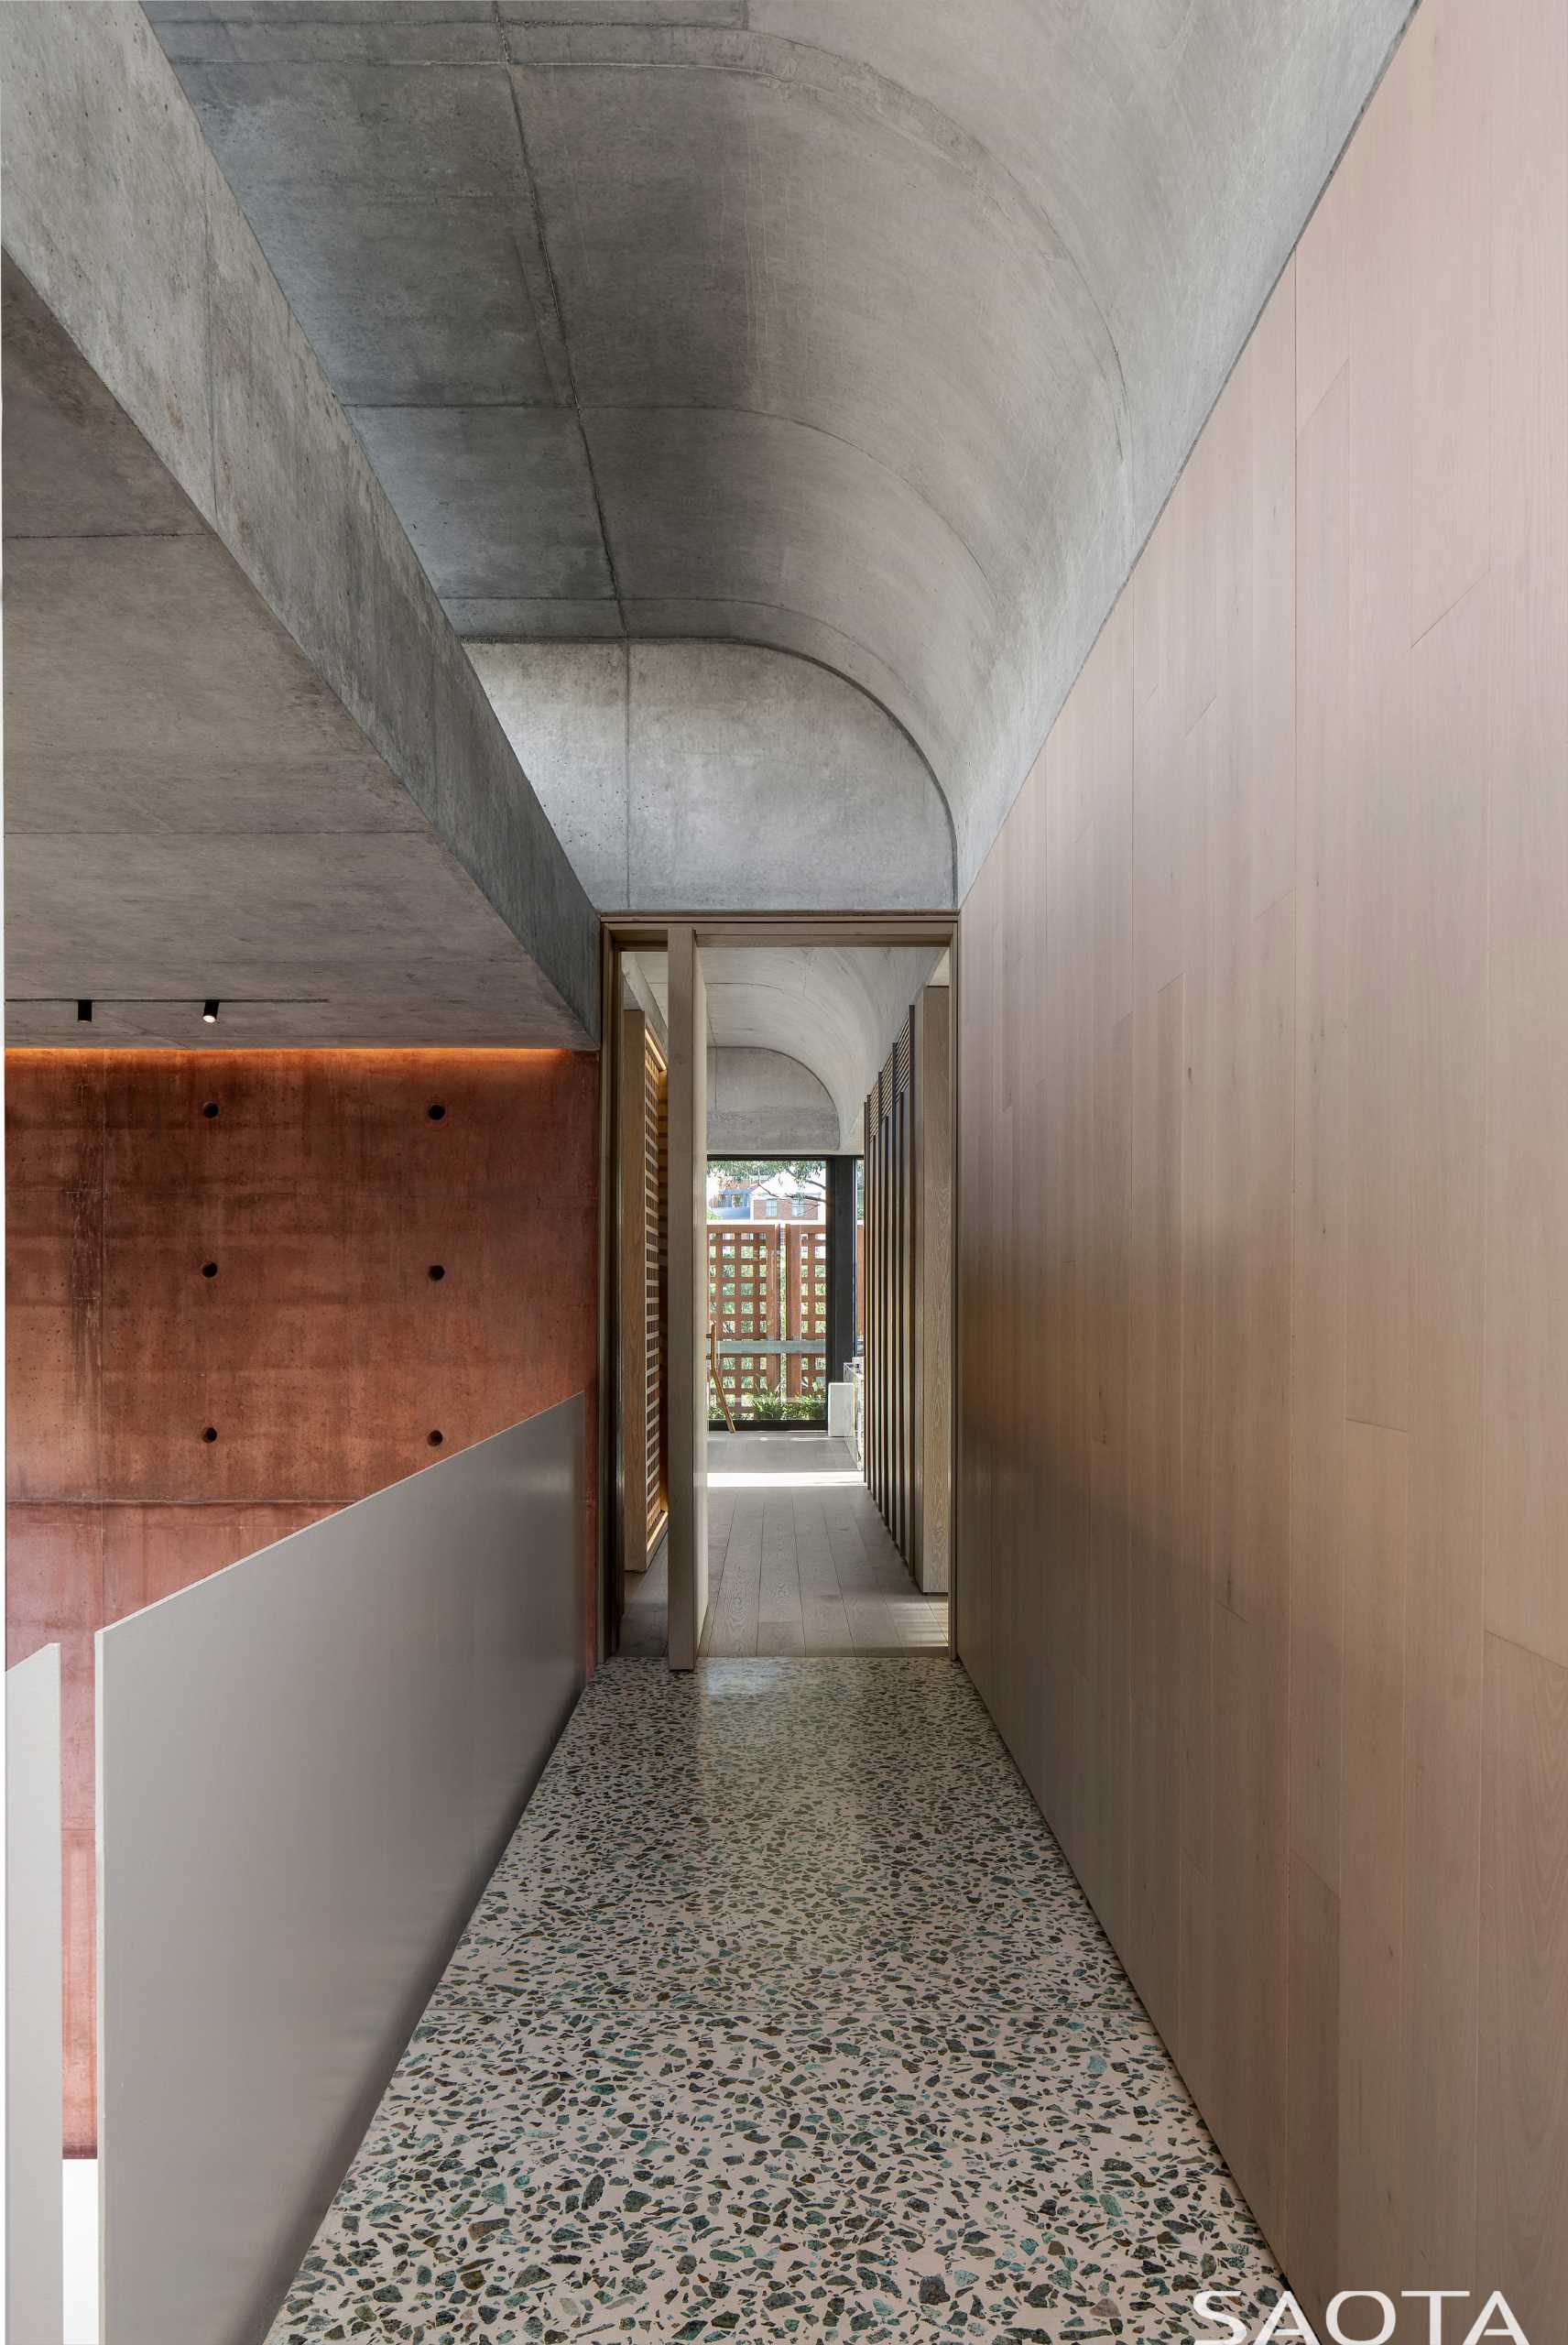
[
  {"left": 707, "top": 1049, "right": 839, "bottom": 1156},
  {"left": 467, "top": 640, "right": 952, "bottom": 911},
  {"left": 637, "top": 943, "right": 943, "bottom": 1151},
  {"left": 2, "top": 256, "right": 590, "bottom": 1049},
  {"left": 147, "top": 0, "right": 1411, "bottom": 898}
]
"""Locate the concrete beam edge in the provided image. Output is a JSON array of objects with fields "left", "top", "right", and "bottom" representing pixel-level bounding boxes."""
[{"left": 0, "top": 0, "right": 600, "bottom": 1042}]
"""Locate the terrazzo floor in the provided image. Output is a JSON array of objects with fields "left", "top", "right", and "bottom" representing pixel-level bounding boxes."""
[{"left": 266, "top": 1659, "right": 1283, "bottom": 2343}]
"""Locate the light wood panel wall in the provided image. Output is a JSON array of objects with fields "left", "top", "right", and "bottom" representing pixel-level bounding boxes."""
[{"left": 955, "top": 0, "right": 1567, "bottom": 2322}]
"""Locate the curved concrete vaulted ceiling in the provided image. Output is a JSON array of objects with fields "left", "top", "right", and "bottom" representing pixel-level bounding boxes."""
[
  {"left": 639, "top": 945, "right": 944, "bottom": 1151},
  {"left": 701, "top": 947, "right": 943, "bottom": 1150},
  {"left": 149, "top": 0, "right": 1412, "bottom": 902},
  {"left": 707, "top": 1050, "right": 840, "bottom": 1157},
  {"left": 469, "top": 640, "right": 952, "bottom": 911}
]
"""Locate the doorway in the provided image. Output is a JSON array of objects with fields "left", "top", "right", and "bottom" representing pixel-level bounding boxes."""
[{"left": 602, "top": 919, "right": 956, "bottom": 1670}]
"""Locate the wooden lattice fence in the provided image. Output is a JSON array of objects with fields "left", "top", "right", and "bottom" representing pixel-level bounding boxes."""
[{"left": 708, "top": 1223, "right": 827, "bottom": 1420}]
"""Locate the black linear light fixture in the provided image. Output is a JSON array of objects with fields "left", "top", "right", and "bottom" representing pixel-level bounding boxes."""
[{"left": 7, "top": 996, "right": 327, "bottom": 1012}]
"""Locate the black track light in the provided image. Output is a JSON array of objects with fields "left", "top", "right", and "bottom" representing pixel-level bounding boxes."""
[{"left": 202, "top": 998, "right": 220, "bottom": 1024}]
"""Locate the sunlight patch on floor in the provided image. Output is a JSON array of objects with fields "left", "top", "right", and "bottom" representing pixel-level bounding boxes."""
[{"left": 708, "top": 1468, "right": 864, "bottom": 1489}]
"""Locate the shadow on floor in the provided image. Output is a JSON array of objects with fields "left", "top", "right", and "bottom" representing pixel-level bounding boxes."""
[{"left": 619, "top": 1530, "right": 669, "bottom": 1659}]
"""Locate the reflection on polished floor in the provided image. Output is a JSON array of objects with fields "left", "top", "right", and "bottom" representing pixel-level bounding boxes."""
[
  {"left": 264, "top": 1658, "right": 1280, "bottom": 2341},
  {"left": 703, "top": 1432, "right": 948, "bottom": 1658}
]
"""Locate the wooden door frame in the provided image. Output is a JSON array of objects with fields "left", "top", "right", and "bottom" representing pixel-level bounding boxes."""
[{"left": 596, "top": 911, "right": 960, "bottom": 1669}]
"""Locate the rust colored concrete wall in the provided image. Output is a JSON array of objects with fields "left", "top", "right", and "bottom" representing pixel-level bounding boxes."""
[{"left": 5, "top": 1048, "right": 599, "bottom": 2153}]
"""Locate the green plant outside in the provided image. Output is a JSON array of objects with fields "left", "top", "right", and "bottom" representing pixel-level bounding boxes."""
[{"left": 710, "top": 1391, "right": 824, "bottom": 1427}]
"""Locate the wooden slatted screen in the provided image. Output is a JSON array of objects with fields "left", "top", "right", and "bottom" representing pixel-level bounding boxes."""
[
  {"left": 708, "top": 1221, "right": 828, "bottom": 1421},
  {"left": 619, "top": 1009, "right": 669, "bottom": 1584},
  {"left": 862, "top": 987, "right": 951, "bottom": 1590},
  {"left": 708, "top": 1226, "right": 779, "bottom": 1416},
  {"left": 787, "top": 1227, "right": 828, "bottom": 1402},
  {"left": 643, "top": 1027, "right": 669, "bottom": 1553}
]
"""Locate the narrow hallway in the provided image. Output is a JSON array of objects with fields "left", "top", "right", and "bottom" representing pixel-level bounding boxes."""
[
  {"left": 266, "top": 1660, "right": 1280, "bottom": 2341},
  {"left": 620, "top": 1437, "right": 949, "bottom": 1663},
  {"left": 703, "top": 1434, "right": 948, "bottom": 1658}
]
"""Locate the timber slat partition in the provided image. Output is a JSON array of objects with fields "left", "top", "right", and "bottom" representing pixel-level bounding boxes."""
[
  {"left": 618, "top": 1010, "right": 669, "bottom": 1576},
  {"left": 862, "top": 984, "right": 951, "bottom": 1593}
]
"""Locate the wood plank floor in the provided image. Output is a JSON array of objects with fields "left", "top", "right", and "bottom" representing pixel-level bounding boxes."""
[{"left": 702, "top": 1432, "right": 948, "bottom": 1658}]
